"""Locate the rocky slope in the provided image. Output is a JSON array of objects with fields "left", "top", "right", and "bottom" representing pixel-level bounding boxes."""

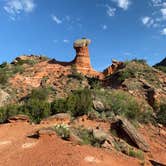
[{"left": 0, "top": 39, "right": 166, "bottom": 166}]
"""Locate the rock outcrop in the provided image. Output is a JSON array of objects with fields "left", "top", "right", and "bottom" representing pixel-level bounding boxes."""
[
  {"left": 73, "top": 38, "right": 92, "bottom": 70},
  {"left": 111, "top": 116, "right": 150, "bottom": 152},
  {"left": 71, "top": 38, "right": 103, "bottom": 78},
  {"left": 103, "top": 60, "right": 125, "bottom": 76},
  {"left": 154, "top": 57, "right": 166, "bottom": 67}
]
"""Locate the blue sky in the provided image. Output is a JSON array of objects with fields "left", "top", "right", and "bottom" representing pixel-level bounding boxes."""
[{"left": 0, "top": 0, "right": 166, "bottom": 71}]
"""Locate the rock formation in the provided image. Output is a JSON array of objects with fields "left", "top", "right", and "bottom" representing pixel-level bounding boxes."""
[
  {"left": 154, "top": 57, "right": 166, "bottom": 67},
  {"left": 73, "top": 38, "right": 91, "bottom": 70},
  {"left": 103, "top": 60, "right": 124, "bottom": 76}
]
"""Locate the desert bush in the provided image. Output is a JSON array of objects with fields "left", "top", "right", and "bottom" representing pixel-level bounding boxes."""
[
  {"left": 132, "top": 59, "right": 147, "bottom": 65},
  {"left": 118, "top": 69, "right": 135, "bottom": 81},
  {"left": 138, "top": 110, "right": 154, "bottom": 124},
  {"left": 0, "top": 71, "right": 9, "bottom": 85},
  {"left": 66, "top": 88, "right": 92, "bottom": 117},
  {"left": 156, "top": 104, "right": 166, "bottom": 125},
  {"left": 155, "top": 66, "right": 166, "bottom": 73},
  {"left": 51, "top": 98, "right": 67, "bottom": 114},
  {"left": 40, "top": 55, "right": 49, "bottom": 61},
  {"left": 0, "top": 107, "right": 8, "bottom": 123},
  {"left": 27, "top": 87, "right": 50, "bottom": 101},
  {"left": 93, "top": 89, "right": 153, "bottom": 123},
  {"left": 0, "top": 104, "right": 20, "bottom": 123},
  {"left": 12, "top": 65, "right": 24, "bottom": 74},
  {"left": 0, "top": 62, "right": 8, "bottom": 68},
  {"left": 128, "top": 148, "right": 144, "bottom": 160},
  {"left": 22, "top": 99, "right": 51, "bottom": 124},
  {"left": 87, "top": 77, "right": 102, "bottom": 89},
  {"left": 107, "top": 90, "right": 141, "bottom": 120},
  {"left": 16, "top": 59, "right": 37, "bottom": 66},
  {"left": 53, "top": 124, "right": 70, "bottom": 140},
  {"left": 88, "top": 110, "right": 100, "bottom": 120},
  {"left": 74, "top": 128, "right": 94, "bottom": 145}
]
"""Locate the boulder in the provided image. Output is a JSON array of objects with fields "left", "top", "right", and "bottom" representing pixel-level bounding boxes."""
[
  {"left": 92, "top": 100, "right": 105, "bottom": 112},
  {"left": 149, "top": 160, "right": 166, "bottom": 166},
  {"left": 102, "top": 135, "right": 114, "bottom": 150},
  {"left": 111, "top": 116, "right": 150, "bottom": 152},
  {"left": 8, "top": 115, "right": 30, "bottom": 123}
]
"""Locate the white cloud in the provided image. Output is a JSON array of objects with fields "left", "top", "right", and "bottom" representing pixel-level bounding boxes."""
[
  {"left": 106, "top": 5, "right": 116, "bottom": 16},
  {"left": 113, "top": 0, "right": 131, "bottom": 10},
  {"left": 63, "top": 39, "right": 69, "bottom": 43},
  {"left": 161, "top": 8, "right": 166, "bottom": 19},
  {"left": 142, "top": 16, "right": 154, "bottom": 27},
  {"left": 52, "top": 15, "right": 62, "bottom": 24},
  {"left": 102, "top": 25, "right": 108, "bottom": 30},
  {"left": 151, "top": 0, "right": 162, "bottom": 6},
  {"left": 4, "top": 0, "right": 35, "bottom": 16},
  {"left": 161, "top": 28, "right": 166, "bottom": 35}
]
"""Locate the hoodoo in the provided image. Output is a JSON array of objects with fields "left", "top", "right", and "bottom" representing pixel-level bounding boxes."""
[{"left": 73, "top": 38, "right": 92, "bottom": 70}]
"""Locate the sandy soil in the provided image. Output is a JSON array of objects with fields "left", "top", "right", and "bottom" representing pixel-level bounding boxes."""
[
  {"left": 0, "top": 122, "right": 141, "bottom": 166},
  {"left": 0, "top": 119, "right": 165, "bottom": 166}
]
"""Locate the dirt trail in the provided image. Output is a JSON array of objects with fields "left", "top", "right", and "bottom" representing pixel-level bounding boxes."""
[{"left": 0, "top": 122, "right": 141, "bottom": 166}]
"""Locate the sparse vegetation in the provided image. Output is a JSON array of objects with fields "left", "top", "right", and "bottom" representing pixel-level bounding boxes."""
[
  {"left": 132, "top": 58, "right": 147, "bottom": 65},
  {"left": 51, "top": 98, "right": 67, "bottom": 114},
  {"left": 27, "top": 87, "right": 50, "bottom": 101},
  {"left": 73, "top": 127, "right": 102, "bottom": 147},
  {"left": 155, "top": 66, "right": 166, "bottom": 73},
  {"left": 0, "top": 104, "right": 19, "bottom": 123},
  {"left": 93, "top": 89, "right": 153, "bottom": 123},
  {"left": 68, "top": 64, "right": 84, "bottom": 80},
  {"left": 16, "top": 59, "right": 37, "bottom": 66},
  {"left": 87, "top": 77, "right": 102, "bottom": 89},
  {"left": 128, "top": 148, "right": 144, "bottom": 160},
  {"left": 53, "top": 124, "right": 70, "bottom": 140},
  {"left": 66, "top": 88, "right": 92, "bottom": 117},
  {"left": 22, "top": 99, "right": 51, "bottom": 124},
  {"left": 0, "top": 62, "right": 24, "bottom": 85},
  {"left": 156, "top": 104, "right": 166, "bottom": 125}
]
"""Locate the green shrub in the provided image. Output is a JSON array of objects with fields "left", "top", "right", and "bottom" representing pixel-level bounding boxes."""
[
  {"left": 155, "top": 66, "right": 166, "bottom": 73},
  {"left": 93, "top": 89, "right": 153, "bottom": 123},
  {"left": 22, "top": 99, "right": 51, "bottom": 124},
  {"left": 0, "top": 71, "right": 9, "bottom": 85},
  {"left": 16, "top": 59, "right": 37, "bottom": 66},
  {"left": 108, "top": 90, "right": 140, "bottom": 120},
  {"left": 128, "top": 148, "right": 144, "bottom": 160},
  {"left": 88, "top": 110, "right": 100, "bottom": 120},
  {"left": 87, "top": 77, "right": 101, "bottom": 89},
  {"left": 0, "top": 62, "right": 8, "bottom": 68},
  {"left": 156, "top": 104, "right": 166, "bottom": 125},
  {"left": 132, "top": 59, "right": 147, "bottom": 65},
  {"left": 12, "top": 65, "right": 24, "bottom": 74},
  {"left": 75, "top": 128, "right": 94, "bottom": 145},
  {"left": 118, "top": 69, "right": 135, "bottom": 81},
  {"left": 0, "top": 107, "right": 8, "bottom": 123},
  {"left": 28, "top": 87, "right": 50, "bottom": 101},
  {"left": 0, "top": 104, "right": 20, "bottom": 123},
  {"left": 51, "top": 98, "right": 67, "bottom": 114},
  {"left": 138, "top": 110, "right": 154, "bottom": 124},
  {"left": 66, "top": 88, "right": 92, "bottom": 117},
  {"left": 53, "top": 124, "right": 70, "bottom": 140}
]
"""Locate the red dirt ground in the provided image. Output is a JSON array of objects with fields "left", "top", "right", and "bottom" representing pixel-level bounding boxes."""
[{"left": 0, "top": 120, "right": 165, "bottom": 166}]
